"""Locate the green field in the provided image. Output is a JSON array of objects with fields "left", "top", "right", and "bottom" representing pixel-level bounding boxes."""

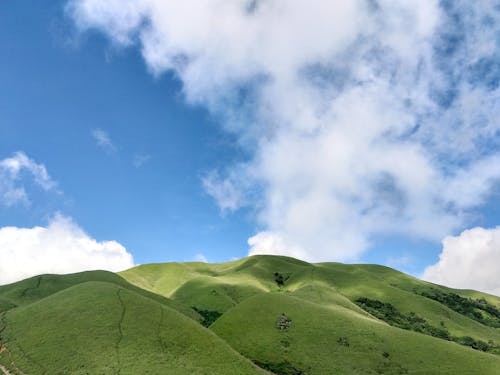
[{"left": 1, "top": 255, "right": 499, "bottom": 374}]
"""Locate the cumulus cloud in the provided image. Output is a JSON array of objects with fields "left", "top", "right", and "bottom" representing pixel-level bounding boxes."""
[
  {"left": 248, "top": 231, "right": 309, "bottom": 261},
  {"left": 422, "top": 227, "right": 500, "bottom": 296},
  {"left": 0, "top": 152, "right": 57, "bottom": 206},
  {"left": 0, "top": 214, "right": 134, "bottom": 285},
  {"left": 91, "top": 128, "right": 117, "bottom": 153},
  {"left": 69, "top": 1, "right": 500, "bottom": 261}
]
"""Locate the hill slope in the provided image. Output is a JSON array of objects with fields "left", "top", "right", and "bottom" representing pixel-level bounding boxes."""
[
  {"left": 121, "top": 256, "right": 500, "bottom": 345},
  {"left": 0, "top": 281, "right": 264, "bottom": 374},
  {"left": 121, "top": 255, "right": 500, "bottom": 374},
  {"left": 0, "top": 255, "right": 499, "bottom": 374},
  {"left": 212, "top": 292, "right": 499, "bottom": 374},
  {"left": 0, "top": 270, "right": 200, "bottom": 321}
]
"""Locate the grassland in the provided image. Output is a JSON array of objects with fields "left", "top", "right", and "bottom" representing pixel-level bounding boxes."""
[
  {"left": 0, "top": 255, "right": 499, "bottom": 374},
  {"left": 0, "top": 273, "right": 264, "bottom": 374},
  {"left": 122, "top": 255, "right": 500, "bottom": 374}
]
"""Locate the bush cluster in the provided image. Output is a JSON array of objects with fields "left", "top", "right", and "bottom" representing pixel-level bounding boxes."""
[
  {"left": 355, "top": 297, "right": 450, "bottom": 339},
  {"left": 354, "top": 297, "right": 499, "bottom": 354},
  {"left": 417, "top": 289, "right": 500, "bottom": 328},
  {"left": 274, "top": 272, "right": 290, "bottom": 287},
  {"left": 252, "top": 359, "right": 303, "bottom": 375},
  {"left": 192, "top": 307, "right": 222, "bottom": 327}
]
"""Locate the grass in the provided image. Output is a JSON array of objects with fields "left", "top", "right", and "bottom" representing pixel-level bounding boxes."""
[
  {"left": 0, "top": 270, "right": 200, "bottom": 321},
  {"left": 122, "top": 255, "right": 500, "bottom": 373},
  {"left": 0, "top": 281, "right": 264, "bottom": 374},
  {"left": 121, "top": 256, "right": 500, "bottom": 347},
  {"left": 212, "top": 292, "right": 500, "bottom": 374},
  {"left": 1, "top": 254, "right": 499, "bottom": 374}
]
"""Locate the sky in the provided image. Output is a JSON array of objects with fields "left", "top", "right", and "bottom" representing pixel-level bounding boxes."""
[{"left": 0, "top": 1, "right": 499, "bottom": 295}]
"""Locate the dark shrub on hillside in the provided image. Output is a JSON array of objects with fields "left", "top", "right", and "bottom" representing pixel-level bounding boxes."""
[
  {"left": 192, "top": 307, "right": 222, "bottom": 327},
  {"left": 417, "top": 289, "right": 500, "bottom": 328},
  {"left": 253, "top": 359, "right": 304, "bottom": 375},
  {"left": 453, "top": 336, "right": 492, "bottom": 352},
  {"left": 355, "top": 297, "right": 499, "bottom": 354},
  {"left": 274, "top": 272, "right": 290, "bottom": 287},
  {"left": 337, "top": 336, "right": 350, "bottom": 346}
]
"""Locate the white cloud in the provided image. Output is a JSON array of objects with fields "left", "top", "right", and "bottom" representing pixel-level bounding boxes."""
[
  {"left": 0, "top": 152, "right": 57, "bottom": 206},
  {"left": 91, "top": 128, "right": 117, "bottom": 153},
  {"left": 0, "top": 214, "right": 134, "bottom": 285},
  {"left": 133, "top": 153, "right": 151, "bottom": 167},
  {"left": 69, "top": 1, "right": 500, "bottom": 261},
  {"left": 422, "top": 227, "right": 500, "bottom": 296},
  {"left": 193, "top": 253, "right": 208, "bottom": 263},
  {"left": 248, "top": 232, "right": 309, "bottom": 261},
  {"left": 202, "top": 171, "right": 245, "bottom": 213}
]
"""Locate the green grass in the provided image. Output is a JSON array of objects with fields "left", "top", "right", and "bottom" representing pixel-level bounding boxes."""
[
  {"left": 211, "top": 292, "right": 500, "bottom": 374},
  {"left": 0, "top": 281, "right": 264, "bottom": 374},
  {"left": 121, "top": 256, "right": 500, "bottom": 348},
  {"left": 1, "top": 255, "right": 499, "bottom": 374},
  {"left": 0, "top": 270, "right": 200, "bottom": 321},
  {"left": 122, "top": 255, "right": 500, "bottom": 373}
]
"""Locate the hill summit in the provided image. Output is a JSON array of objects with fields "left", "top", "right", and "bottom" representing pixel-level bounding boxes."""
[{"left": 1, "top": 255, "right": 499, "bottom": 374}]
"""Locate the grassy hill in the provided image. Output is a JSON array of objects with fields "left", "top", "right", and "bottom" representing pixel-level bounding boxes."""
[
  {"left": 0, "top": 255, "right": 499, "bottom": 374},
  {"left": 212, "top": 292, "right": 499, "bottom": 374},
  {"left": 0, "top": 270, "right": 200, "bottom": 321},
  {"left": 121, "top": 255, "right": 500, "bottom": 373},
  {"left": 0, "top": 273, "right": 264, "bottom": 374}
]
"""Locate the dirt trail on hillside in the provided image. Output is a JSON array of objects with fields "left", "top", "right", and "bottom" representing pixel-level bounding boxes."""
[{"left": 0, "top": 364, "right": 13, "bottom": 375}]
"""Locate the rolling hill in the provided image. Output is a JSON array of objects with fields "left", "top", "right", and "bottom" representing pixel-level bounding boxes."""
[{"left": 1, "top": 255, "right": 499, "bottom": 374}]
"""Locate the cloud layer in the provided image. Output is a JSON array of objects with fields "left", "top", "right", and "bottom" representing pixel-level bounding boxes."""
[
  {"left": 0, "top": 214, "right": 134, "bottom": 285},
  {"left": 423, "top": 227, "right": 500, "bottom": 296},
  {"left": 69, "top": 1, "right": 500, "bottom": 261},
  {"left": 0, "top": 152, "right": 56, "bottom": 206}
]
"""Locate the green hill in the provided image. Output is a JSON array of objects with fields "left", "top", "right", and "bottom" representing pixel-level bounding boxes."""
[
  {"left": 0, "top": 270, "right": 199, "bottom": 321},
  {"left": 0, "top": 255, "right": 499, "bottom": 374},
  {"left": 0, "top": 279, "right": 264, "bottom": 374},
  {"left": 121, "top": 255, "right": 500, "bottom": 374},
  {"left": 212, "top": 292, "right": 499, "bottom": 374}
]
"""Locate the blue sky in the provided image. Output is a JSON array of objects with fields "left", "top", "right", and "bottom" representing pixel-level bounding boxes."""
[
  {"left": 0, "top": 1, "right": 499, "bottom": 294},
  {"left": 0, "top": 0, "right": 254, "bottom": 265}
]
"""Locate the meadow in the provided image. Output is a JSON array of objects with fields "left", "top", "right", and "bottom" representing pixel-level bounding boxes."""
[{"left": 0, "top": 255, "right": 498, "bottom": 374}]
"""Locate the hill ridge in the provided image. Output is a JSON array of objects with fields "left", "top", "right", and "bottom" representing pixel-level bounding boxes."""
[{"left": 1, "top": 255, "right": 499, "bottom": 374}]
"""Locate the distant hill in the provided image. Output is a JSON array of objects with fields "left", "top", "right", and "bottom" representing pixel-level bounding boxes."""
[{"left": 1, "top": 255, "right": 499, "bottom": 374}]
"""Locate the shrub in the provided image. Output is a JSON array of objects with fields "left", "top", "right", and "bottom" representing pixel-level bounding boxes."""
[
  {"left": 192, "top": 307, "right": 222, "bottom": 327},
  {"left": 417, "top": 289, "right": 500, "bottom": 328},
  {"left": 337, "top": 337, "right": 350, "bottom": 346},
  {"left": 274, "top": 272, "right": 290, "bottom": 287},
  {"left": 355, "top": 297, "right": 500, "bottom": 353},
  {"left": 253, "top": 360, "right": 304, "bottom": 375}
]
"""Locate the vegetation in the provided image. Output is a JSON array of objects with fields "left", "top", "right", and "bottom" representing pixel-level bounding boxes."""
[
  {"left": 0, "top": 255, "right": 499, "bottom": 374},
  {"left": 192, "top": 307, "right": 223, "bottom": 327},
  {"left": 274, "top": 272, "right": 290, "bottom": 287},
  {"left": 0, "top": 278, "right": 263, "bottom": 374},
  {"left": 337, "top": 337, "right": 350, "bottom": 346},
  {"left": 212, "top": 291, "right": 500, "bottom": 374},
  {"left": 417, "top": 288, "right": 500, "bottom": 328},
  {"left": 253, "top": 359, "right": 304, "bottom": 375},
  {"left": 355, "top": 296, "right": 500, "bottom": 354},
  {"left": 355, "top": 297, "right": 451, "bottom": 339}
]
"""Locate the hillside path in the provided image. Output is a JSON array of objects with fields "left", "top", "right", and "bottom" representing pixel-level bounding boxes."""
[{"left": 0, "top": 364, "right": 13, "bottom": 375}]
